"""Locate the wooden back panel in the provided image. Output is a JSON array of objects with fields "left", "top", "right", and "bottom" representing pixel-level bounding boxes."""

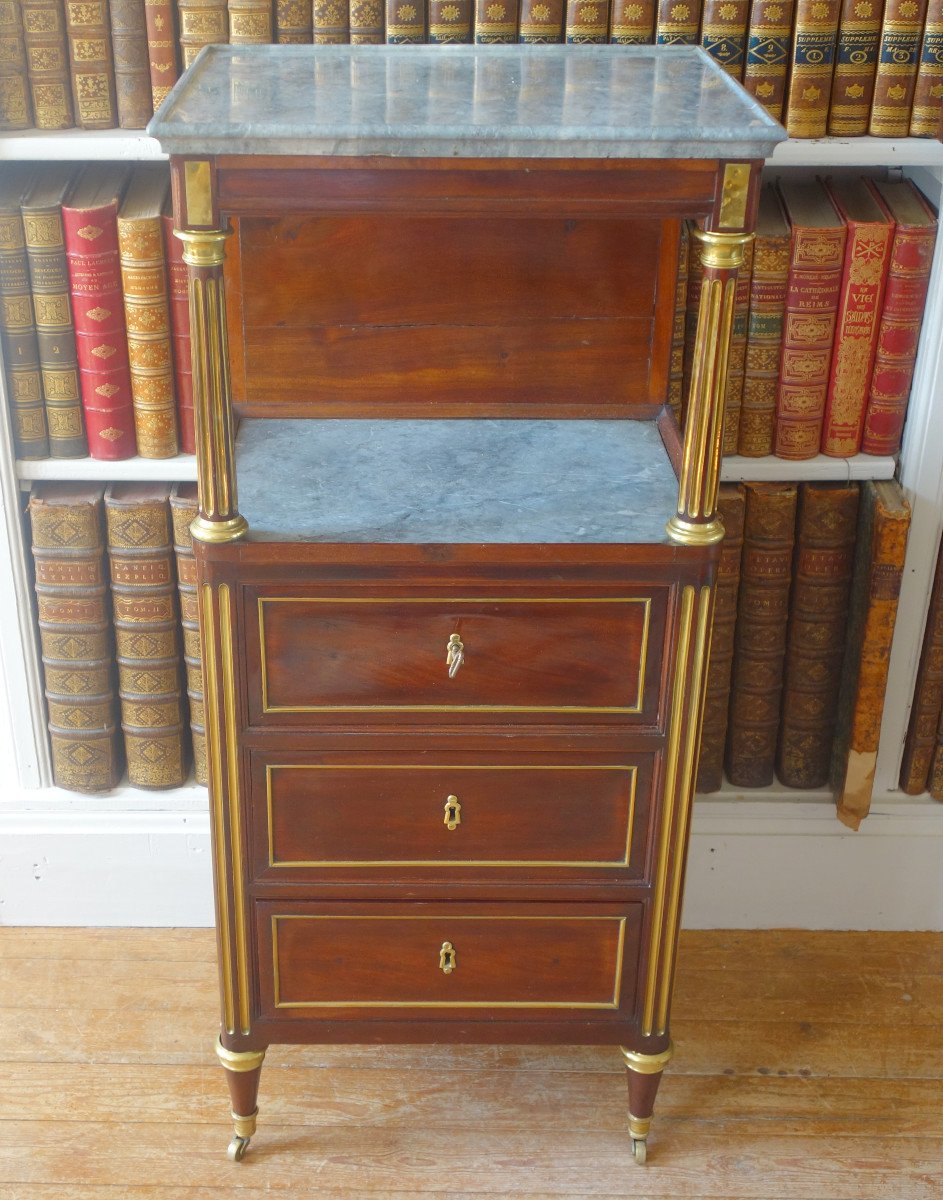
[{"left": 226, "top": 214, "right": 678, "bottom": 419}]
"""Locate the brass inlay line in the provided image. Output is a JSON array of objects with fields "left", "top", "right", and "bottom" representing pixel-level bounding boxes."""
[
  {"left": 642, "top": 585, "right": 694, "bottom": 1037},
  {"left": 271, "top": 915, "right": 627, "bottom": 1010},
  {"left": 220, "top": 584, "right": 250, "bottom": 1035},
  {"left": 258, "top": 596, "right": 651, "bottom": 716},
  {"left": 264, "top": 764, "right": 638, "bottom": 869},
  {"left": 201, "top": 584, "right": 234, "bottom": 1037},
  {"left": 183, "top": 160, "right": 213, "bottom": 227}
]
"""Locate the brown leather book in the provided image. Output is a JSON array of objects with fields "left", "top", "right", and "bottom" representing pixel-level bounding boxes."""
[
  {"left": 739, "top": 183, "right": 790, "bottom": 457},
  {"left": 29, "top": 482, "right": 122, "bottom": 793},
  {"left": 110, "top": 0, "right": 153, "bottom": 128},
  {"left": 178, "top": 0, "right": 229, "bottom": 68},
  {"left": 565, "top": 0, "right": 611, "bottom": 41},
  {"left": 117, "top": 164, "right": 178, "bottom": 458},
  {"left": 229, "top": 0, "right": 274, "bottom": 42},
  {"left": 827, "top": 0, "right": 882, "bottom": 135},
  {"left": 900, "top": 532, "right": 943, "bottom": 794},
  {"left": 0, "top": 0, "right": 32, "bottom": 130},
  {"left": 105, "top": 483, "right": 188, "bottom": 789},
  {"left": 667, "top": 220, "right": 689, "bottom": 423},
  {"left": 519, "top": 0, "right": 565, "bottom": 40},
  {"left": 655, "top": 0, "right": 701, "bottom": 42},
  {"left": 700, "top": 0, "right": 749, "bottom": 77},
  {"left": 431, "top": 0, "right": 472, "bottom": 39},
  {"left": 783, "top": 0, "right": 841, "bottom": 137},
  {"left": 725, "top": 482, "right": 798, "bottom": 788},
  {"left": 162, "top": 196, "right": 194, "bottom": 454},
  {"left": 742, "top": 0, "right": 796, "bottom": 121},
  {"left": 722, "top": 236, "right": 753, "bottom": 455},
  {"left": 610, "top": 0, "right": 656, "bottom": 41},
  {"left": 0, "top": 163, "right": 49, "bottom": 460},
  {"left": 64, "top": 0, "right": 118, "bottom": 128},
  {"left": 911, "top": 0, "right": 943, "bottom": 136},
  {"left": 696, "top": 483, "right": 746, "bottom": 793},
  {"left": 777, "top": 482, "right": 860, "bottom": 789},
  {"left": 474, "top": 0, "right": 519, "bottom": 41},
  {"left": 144, "top": 1, "right": 179, "bottom": 111},
  {"left": 680, "top": 224, "right": 705, "bottom": 428},
  {"left": 832, "top": 480, "right": 911, "bottom": 827},
  {"left": 22, "top": 0, "right": 75, "bottom": 130},
  {"left": 276, "top": 0, "right": 314, "bottom": 41},
  {"left": 170, "top": 483, "right": 207, "bottom": 785},
  {"left": 870, "top": 0, "right": 929, "bottom": 136}
]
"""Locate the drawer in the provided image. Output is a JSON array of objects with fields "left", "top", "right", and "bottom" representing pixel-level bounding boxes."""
[
  {"left": 245, "top": 589, "right": 668, "bottom": 726},
  {"left": 249, "top": 752, "right": 655, "bottom": 882},
  {"left": 256, "top": 901, "right": 641, "bottom": 1020}
]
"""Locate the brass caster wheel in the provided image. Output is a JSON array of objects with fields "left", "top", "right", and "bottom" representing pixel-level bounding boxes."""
[
  {"left": 227, "top": 1136, "right": 250, "bottom": 1162},
  {"left": 631, "top": 1138, "right": 647, "bottom": 1165}
]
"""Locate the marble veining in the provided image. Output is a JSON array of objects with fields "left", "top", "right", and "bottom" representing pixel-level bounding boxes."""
[
  {"left": 235, "top": 418, "right": 680, "bottom": 544},
  {"left": 149, "top": 45, "right": 786, "bottom": 160}
]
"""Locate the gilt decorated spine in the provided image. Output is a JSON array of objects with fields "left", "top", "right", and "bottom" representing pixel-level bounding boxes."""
[
  {"left": 350, "top": 0, "right": 384, "bottom": 40},
  {"left": 22, "top": 0, "right": 75, "bottom": 129},
  {"left": 228, "top": 0, "right": 274, "bottom": 43},
  {"left": 170, "top": 483, "right": 207, "bottom": 785},
  {"left": 655, "top": 0, "right": 701, "bottom": 42},
  {"left": 910, "top": 0, "right": 943, "bottom": 136},
  {"left": 900, "top": 533, "right": 943, "bottom": 794},
  {"left": 667, "top": 219, "right": 690, "bottom": 423},
  {"left": 777, "top": 483, "right": 860, "bottom": 789},
  {"left": 109, "top": 0, "right": 153, "bottom": 128},
  {"left": 474, "top": 0, "right": 520, "bottom": 40},
  {"left": 609, "top": 0, "right": 656, "bottom": 40},
  {"left": 565, "top": 0, "right": 612, "bottom": 41},
  {"left": 144, "top": 1, "right": 179, "bottom": 110},
  {"left": 869, "top": 0, "right": 929, "bottom": 136},
  {"left": 742, "top": 0, "right": 796, "bottom": 121},
  {"left": 177, "top": 1, "right": 229, "bottom": 68},
  {"left": 783, "top": 0, "right": 841, "bottom": 137},
  {"left": 0, "top": 0, "right": 32, "bottom": 130},
  {"left": 827, "top": 0, "right": 882, "bottom": 135},
  {"left": 162, "top": 205, "right": 194, "bottom": 455},
  {"left": 430, "top": 0, "right": 472, "bottom": 40},
  {"left": 700, "top": 0, "right": 749, "bottom": 76},
  {"left": 722, "top": 236, "right": 753, "bottom": 455},
  {"left": 64, "top": 0, "right": 118, "bottom": 128},
  {"left": 276, "top": 0, "right": 314, "bottom": 41},
  {"left": 519, "top": 0, "right": 566, "bottom": 40},
  {"left": 386, "top": 0, "right": 427, "bottom": 41}
]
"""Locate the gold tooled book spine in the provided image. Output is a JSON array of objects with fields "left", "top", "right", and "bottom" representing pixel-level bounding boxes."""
[
  {"left": 276, "top": 0, "right": 313, "bottom": 42},
  {"left": 30, "top": 482, "right": 122, "bottom": 793},
  {"left": 832, "top": 480, "right": 911, "bottom": 827},
  {"left": 144, "top": 1, "right": 180, "bottom": 110},
  {"left": 178, "top": 1, "right": 229, "bottom": 68},
  {"left": 109, "top": 0, "right": 154, "bottom": 129},
  {"left": 668, "top": 220, "right": 690, "bottom": 422},
  {"left": 783, "top": 0, "right": 841, "bottom": 137},
  {"left": 827, "top": 0, "right": 882, "bottom": 135},
  {"left": 0, "top": 0, "right": 33, "bottom": 130},
  {"left": 64, "top": 0, "right": 118, "bottom": 128},
  {"left": 722, "top": 236, "right": 753, "bottom": 455},
  {"left": 870, "top": 0, "right": 929, "bottom": 136},
  {"left": 312, "top": 0, "right": 349, "bottom": 40},
  {"left": 228, "top": 0, "right": 274, "bottom": 42},
  {"left": 909, "top": 0, "right": 943, "bottom": 135},
  {"left": 170, "top": 483, "right": 207, "bottom": 786},
  {"left": 474, "top": 0, "right": 519, "bottom": 40},
  {"left": 565, "top": 0, "right": 611, "bottom": 42},
  {"left": 742, "top": 0, "right": 796, "bottom": 121},
  {"left": 725, "top": 482, "right": 798, "bottom": 788},
  {"left": 900, "top": 532, "right": 943, "bottom": 794},
  {"left": 700, "top": 0, "right": 749, "bottom": 77},
  {"left": 22, "top": 0, "right": 75, "bottom": 130},
  {"left": 386, "top": 0, "right": 426, "bottom": 40},
  {"left": 106, "top": 484, "right": 188, "bottom": 789},
  {"left": 350, "top": 0, "right": 384, "bottom": 41},
  {"left": 609, "top": 0, "right": 656, "bottom": 40},
  {"left": 680, "top": 223, "right": 705, "bottom": 429},
  {"left": 776, "top": 483, "right": 860, "bottom": 789},
  {"left": 655, "top": 0, "right": 702, "bottom": 43},
  {"left": 696, "top": 483, "right": 746, "bottom": 793},
  {"left": 519, "top": 0, "right": 565, "bottom": 41},
  {"left": 0, "top": 165, "right": 49, "bottom": 460}
]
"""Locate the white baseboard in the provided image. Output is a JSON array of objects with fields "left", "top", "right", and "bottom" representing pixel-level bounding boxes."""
[{"left": 2, "top": 793, "right": 942, "bottom": 929}]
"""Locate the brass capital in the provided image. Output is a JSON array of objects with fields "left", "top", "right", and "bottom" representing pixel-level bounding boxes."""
[
  {"left": 216, "top": 1037, "right": 266, "bottom": 1073},
  {"left": 622, "top": 1044, "right": 674, "bottom": 1074},
  {"left": 176, "top": 227, "right": 232, "bottom": 268},
  {"left": 693, "top": 229, "right": 753, "bottom": 271},
  {"left": 191, "top": 514, "right": 249, "bottom": 544},
  {"left": 665, "top": 514, "right": 726, "bottom": 546}
]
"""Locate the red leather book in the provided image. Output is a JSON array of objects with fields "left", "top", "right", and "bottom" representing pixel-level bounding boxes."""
[
  {"left": 162, "top": 200, "right": 194, "bottom": 454},
  {"left": 774, "top": 179, "right": 847, "bottom": 460},
  {"left": 144, "top": 1, "right": 180, "bottom": 113},
  {"left": 820, "top": 178, "right": 894, "bottom": 458},
  {"left": 62, "top": 164, "right": 137, "bottom": 460},
  {"left": 861, "top": 178, "right": 938, "bottom": 456}
]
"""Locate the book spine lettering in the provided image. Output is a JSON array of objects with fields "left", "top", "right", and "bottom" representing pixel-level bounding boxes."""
[
  {"left": 700, "top": 0, "right": 749, "bottom": 77},
  {"left": 110, "top": 0, "right": 154, "bottom": 129},
  {"left": 0, "top": 0, "right": 33, "bottom": 130},
  {"left": 609, "top": 0, "right": 656, "bottom": 40},
  {"left": 64, "top": 0, "right": 118, "bottom": 129},
  {"left": 784, "top": 0, "right": 841, "bottom": 137},
  {"left": 519, "top": 0, "right": 565, "bottom": 40},
  {"left": 177, "top": 1, "right": 229, "bottom": 68},
  {"left": 655, "top": 0, "right": 701, "bottom": 42},
  {"left": 742, "top": 0, "right": 796, "bottom": 121},
  {"left": 565, "top": 0, "right": 612, "bottom": 42},
  {"left": 739, "top": 217, "right": 789, "bottom": 456},
  {"left": 144, "top": 2, "right": 179, "bottom": 110},
  {"left": 22, "top": 0, "right": 75, "bottom": 130},
  {"left": 870, "top": 0, "right": 930, "bottom": 136},
  {"left": 0, "top": 199, "right": 50, "bottom": 458},
  {"left": 910, "top": 0, "right": 943, "bottom": 135},
  {"left": 827, "top": 0, "right": 882, "bottom": 135}
]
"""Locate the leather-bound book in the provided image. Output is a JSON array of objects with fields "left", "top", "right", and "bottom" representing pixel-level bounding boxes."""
[
  {"left": 162, "top": 196, "right": 194, "bottom": 454},
  {"left": 474, "top": 0, "right": 519, "bottom": 40},
  {"left": 928, "top": 710, "right": 943, "bottom": 800},
  {"left": 820, "top": 177, "right": 895, "bottom": 458},
  {"left": 725, "top": 482, "right": 798, "bottom": 788},
  {"left": 105, "top": 483, "right": 188, "bottom": 789},
  {"left": 430, "top": 0, "right": 472, "bottom": 40},
  {"left": 870, "top": 0, "right": 929, "bottom": 136},
  {"left": 827, "top": 0, "right": 882, "bottom": 135},
  {"left": 680, "top": 224, "right": 705, "bottom": 427},
  {"left": 349, "top": 0, "right": 383, "bottom": 40},
  {"left": 0, "top": 164, "right": 49, "bottom": 460},
  {"left": 900, "top": 532, "right": 943, "bottom": 794},
  {"left": 312, "top": 0, "right": 349, "bottom": 40},
  {"left": 118, "top": 165, "right": 177, "bottom": 459},
  {"left": 519, "top": 0, "right": 565, "bottom": 39},
  {"left": 276, "top": 0, "right": 314, "bottom": 41},
  {"left": 170, "top": 482, "right": 207, "bottom": 785},
  {"left": 911, "top": 0, "right": 943, "bottom": 135},
  {"left": 861, "top": 178, "right": 938, "bottom": 456},
  {"left": 783, "top": 0, "right": 841, "bottom": 137},
  {"left": 178, "top": 1, "right": 229, "bottom": 68},
  {"left": 667, "top": 220, "right": 690, "bottom": 423},
  {"left": 64, "top": 0, "right": 118, "bottom": 128},
  {"left": 0, "top": 0, "right": 32, "bottom": 130},
  {"left": 110, "top": 0, "right": 153, "bottom": 129},
  {"left": 228, "top": 0, "right": 274, "bottom": 42},
  {"left": 701, "top": 0, "right": 749, "bottom": 77},
  {"left": 144, "top": 2, "right": 180, "bottom": 111},
  {"left": 774, "top": 179, "right": 847, "bottom": 461},
  {"left": 21, "top": 164, "right": 87, "bottom": 459},
  {"left": 62, "top": 163, "right": 136, "bottom": 460},
  {"left": 777, "top": 482, "right": 860, "bottom": 789},
  {"left": 386, "top": 0, "right": 426, "bottom": 40},
  {"left": 610, "top": 0, "right": 656, "bottom": 40},
  {"left": 565, "top": 0, "right": 611, "bottom": 41},
  {"left": 22, "top": 0, "right": 75, "bottom": 130},
  {"left": 722, "top": 235, "right": 753, "bottom": 455},
  {"left": 742, "top": 0, "right": 796, "bottom": 121},
  {"left": 655, "top": 0, "right": 701, "bottom": 42},
  {"left": 739, "top": 183, "right": 789, "bottom": 457},
  {"left": 696, "top": 483, "right": 746, "bottom": 793},
  {"left": 29, "top": 482, "right": 122, "bottom": 793},
  {"left": 832, "top": 480, "right": 911, "bottom": 828}
]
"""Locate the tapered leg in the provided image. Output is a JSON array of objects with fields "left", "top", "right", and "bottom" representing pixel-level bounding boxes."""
[
  {"left": 216, "top": 1037, "right": 267, "bottom": 1161},
  {"left": 621, "top": 1044, "right": 673, "bottom": 1164}
]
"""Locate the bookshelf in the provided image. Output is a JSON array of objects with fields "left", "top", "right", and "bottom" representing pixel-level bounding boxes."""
[{"left": 0, "top": 129, "right": 942, "bottom": 930}]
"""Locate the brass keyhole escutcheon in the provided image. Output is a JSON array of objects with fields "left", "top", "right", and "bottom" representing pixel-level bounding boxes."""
[
  {"left": 439, "top": 941, "right": 457, "bottom": 974},
  {"left": 446, "top": 633, "right": 464, "bottom": 678},
  {"left": 444, "top": 795, "right": 461, "bottom": 830}
]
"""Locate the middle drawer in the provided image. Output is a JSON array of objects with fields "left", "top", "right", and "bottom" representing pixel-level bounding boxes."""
[{"left": 248, "top": 751, "right": 656, "bottom": 884}]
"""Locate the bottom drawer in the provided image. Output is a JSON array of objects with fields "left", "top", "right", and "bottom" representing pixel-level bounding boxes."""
[{"left": 256, "top": 901, "right": 641, "bottom": 1020}]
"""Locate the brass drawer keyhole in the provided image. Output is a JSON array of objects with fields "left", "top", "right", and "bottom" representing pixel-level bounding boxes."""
[
  {"left": 446, "top": 633, "right": 464, "bottom": 678},
  {"left": 439, "top": 941, "right": 457, "bottom": 974},
  {"left": 444, "top": 795, "right": 462, "bottom": 830}
]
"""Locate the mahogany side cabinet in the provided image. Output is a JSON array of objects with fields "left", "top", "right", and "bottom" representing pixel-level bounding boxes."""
[{"left": 150, "top": 44, "right": 785, "bottom": 1166}]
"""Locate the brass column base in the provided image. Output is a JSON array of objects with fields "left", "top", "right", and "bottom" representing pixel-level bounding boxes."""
[
  {"left": 191, "top": 514, "right": 249, "bottom": 544},
  {"left": 665, "top": 515, "right": 726, "bottom": 547}
]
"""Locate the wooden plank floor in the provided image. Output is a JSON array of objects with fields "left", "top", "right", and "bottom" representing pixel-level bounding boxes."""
[{"left": 1, "top": 928, "right": 941, "bottom": 1199}]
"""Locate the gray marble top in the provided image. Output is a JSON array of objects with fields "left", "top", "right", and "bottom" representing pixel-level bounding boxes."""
[
  {"left": 149, "top": 45, "right": 785, "bottom": 160},
  {"left": 236, "top": 419, "right": 679, "bottom": 544}
]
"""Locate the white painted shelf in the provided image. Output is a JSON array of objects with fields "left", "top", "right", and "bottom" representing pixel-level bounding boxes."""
[
  {"left": 720, "top": 453, "right": 897, "bottom": 482},
  {"left": 770, "top": 137, "right": 943, "bottom": 168},
  {"left": 0, "top": 130, "right": 165, "bottom": 161},
  {"left": 16, "top": 454, "right": 197, "bottom": 482}
]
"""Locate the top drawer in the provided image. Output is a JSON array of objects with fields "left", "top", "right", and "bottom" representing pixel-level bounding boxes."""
[{"left": 244, "top": 589, "right": 669, "bottom": 728}]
